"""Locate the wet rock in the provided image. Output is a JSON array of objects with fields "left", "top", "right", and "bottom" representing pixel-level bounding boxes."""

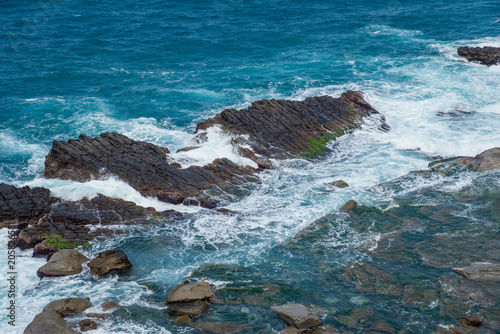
[
  {"left": 342, "top": 262, "right": 401, "bottom": 297},
  {"left": 272, "top": 303, "right": 325, "bottom": 330},
  {"left": 311, "top": 326, "right": 341, "bottom": 333},
  {"left": 42, "top": 132, "right": 258, "bottom": 208},
  {"left": 37, "top": 249, "right": 89, "bottom": 278},
  {"left": 453, "top": 262, "right": 500, "bottom": 281},
  {"left": 459, "top": 315, "right": 482, "bottom": 327},
  {"left": 457, "top": 46, "right": 500, "bottom": 66},
  {"left": 88, "top": 249, "right": 133, "bottom": 277},
  {"left": 369, "top": 321, "right": 396, "bottom": 333},
  {"left": 79, "top": 319, "right": 98, "bottom": 332},
  {"left": 279, "top": 326, "right": 301, "bottom": 334},
  {"left": 174, "top": 314, "right": 192, "bottom": 324},
  {"left": 193, "top": 321, "right": 253, "bottom": 334},
  {"left": 196, "top": 91, "right": 383, "bottom": 159},
  {"left": 43, "top": 297, "right": 92, "bottom": 317},
  {"left": 167, "top": 281, "right": 214, "bottom": 316},
  {"left": 101, "top": 301, "right": 119, "bottom": 310},
  {"left": 328, "top": 180, "right": 349, "bottom": 188},
  {"left": 334, "top": 307, "right": 373, "bottom": 329},
  {"left": 428, "top": 147, "right": 500, "bottom": 173},
  {"left": 340, "top": 199, "right": 358, "bottom": 211},
  {"left": 471, "top": 148, "right": 500, "bottom": 171},
  {"left": 0, "top": 183, "right": 54, "bottom": 225},
  {"left": 23, "top": 310, "right": 77, "bottom": 334}
]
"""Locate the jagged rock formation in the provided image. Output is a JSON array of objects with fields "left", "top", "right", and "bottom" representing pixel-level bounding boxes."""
[
  {"left": 196, "top": 91, "right": 386, "bottom": 159},
  {"left": 42, "top": 132, "right": 258, "bottom": 208},
  {"left": 457, "top": 46, "right": 500, "bottom": 66}
]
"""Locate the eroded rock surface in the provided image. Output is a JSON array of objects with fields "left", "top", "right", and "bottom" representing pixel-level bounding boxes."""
[
  {"left": 458, "top": 46, "right": 500, "bottom": 66},
  {"left": 23, "top": 310, "right": 77, "bottom": 334},
  {"left": 272, "top": 303, "right": 324, "bottom": 330},
  {"left": 37, "top": 249, "right": 89, "bottom": 278},
  {"left": 167, "top": 281, "right": 214, "bottom": 316}
]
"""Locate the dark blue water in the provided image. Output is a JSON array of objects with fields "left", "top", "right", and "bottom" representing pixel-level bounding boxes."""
[{"left": 1, "top": 1, "right": 500, "bottom": 333}]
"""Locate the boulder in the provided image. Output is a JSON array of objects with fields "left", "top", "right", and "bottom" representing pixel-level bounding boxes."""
[
  {"left": 23, "top": 310, "right": 77, "bottom": 334},
  {"left": 37, "top": 249, "right": 89, "bottom": 278},
  {"left": 457, "top": 46, "right": 500, "bottom": 66},
  {"left": 340, "top": 199, "right": 358, "bottom": 211},
  {"left": 43, "top": 297, "right": 92, "bottom": 317},
  {"left": 271, "top": 303, "right": 324, "bottom": 330},
  {"left": 472, "top": 147, "right": 500, "bottom": 171},
  {"left": 167, "top": 281, "right": 214, "bottom": 316},
  {"left": 88, "top": 249, "right": 133, "bottom": 277},
  {"left": 428, "top": 147, "right": 500, "bottom": 173},
  {"left": 79, "top": 319, "right": 98, "bottom": 332},
  {"left": 328, "top": 180, "right": 349, "bottom": 188},
  {"left": 101, "top": 301, "right": 119, "bottom": 310},
  {"left": 453, "top": 262, "right": 500, "bottom": 281}
]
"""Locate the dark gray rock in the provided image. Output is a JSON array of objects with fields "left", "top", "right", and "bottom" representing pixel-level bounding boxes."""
[
  {"left": 271, "top": 303, "right": 324, "bottom": 330},
  {"left": 458, "top": 46, "right": 500, "bottom": 66},
  {"left": 88, "top": 249, "right": 132, "bottom": 277},
  {"left": 43, "top": 297, "right": 92, "bottom": 317},
  {"left": 23, "top": 310, "right": 77, "bottom": 334},
  {"left": 37, "top": 249, "right": 89, "bottom": 278},
  {"left": 453, "top": 262, "right": 500, "bottom": 281}
]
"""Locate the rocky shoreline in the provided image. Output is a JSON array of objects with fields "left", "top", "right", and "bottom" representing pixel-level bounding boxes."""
[{"left": 1, "top": 90, "right": 499, "bottom": 333}]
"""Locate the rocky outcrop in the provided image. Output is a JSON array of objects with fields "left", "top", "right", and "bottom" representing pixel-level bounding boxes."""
[
  {"left": 87, "top": 249, "right": 133, "bottom": 277},
  {"left": 167, "top": 281, "right": 214, "bottom": 316},
  {"left": 271, "top": 304, "right": 325, "bottom": 330},
  {"left": 328, "top": 180, "right": 349, "bottom": 188},
  {"left": 37, "top": 249, "right": 89, "bottom": 278},
  {"left": 43, "top": 297, "right": 92, "bottom": 317},
  {"left": 453, "top": 262, "right": 500, "bottom": 281},
  {"left": 42, "top": 132, "right": 258, "bottom": 208},
  {"left": 429, "top": 147, "right": 500, "bottom": 173},
  {"left": 0, "top": 183, "right": 54, "bottom": 228},
  {"left": 23, "top": 310, "right": 77, "bottom": 334},
  {"left": 196, "top": 91, "right": 385, "bottom": 160},
  {"left": 458, "top": 46, "right": 500, "bottom": 66},
  {"left": 340, "top": 199, "right": 358, "bottom": 211}
]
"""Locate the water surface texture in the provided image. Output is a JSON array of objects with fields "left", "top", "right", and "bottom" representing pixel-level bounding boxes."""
[{"left": 1, "top": 0, "right": 500, "bottom": 333}]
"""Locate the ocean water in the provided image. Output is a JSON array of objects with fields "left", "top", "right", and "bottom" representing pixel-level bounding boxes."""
[{"left": 1, "top": 0, "right": 500, "bottom": 333}]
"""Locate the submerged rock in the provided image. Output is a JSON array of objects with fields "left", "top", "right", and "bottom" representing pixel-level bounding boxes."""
[
  {"left": 167, "top": 281, "right": 214, "bottom": 316},
  {"left": 37, "top": 249, "right": 89, "bottom": 278},
  {"left": 453, "top": 262, "right": 500, "bottom": 281},
  {"left": 101, "top": 301, "right": 119, "bottom": 310},
  {"left": 328, "top": 180, "right": 349, "bottom": 188},
  {"left": 42, "top": 132, "right": 258, "bottom": 208},
  {"left": 457, "top": 46, "right": 500, "bottom": 66},
  {"left": 43, "top": 297, "right": 92, "bottom": 317},
  {"left": 88, "top": 249, "right": 133, "bottom": 277},
  {"left": 279, "top": 326, "right": 301, "bottom": 334},
  {"left": 197, "top": 91, "right": 384, "bottom": 160},
  {"left": 272, "top": 303, "right": 324, "bottom": 330},
  {"left": 192, "top": 321, "right": 253, "bottom": 334},
  {"left": 23, "top": 310, "right": 77, "bottom": 334}
]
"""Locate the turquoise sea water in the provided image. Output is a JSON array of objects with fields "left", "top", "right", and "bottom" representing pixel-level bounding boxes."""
[{"left": 1, "top": 0, "right": 500, "bottom": 333}]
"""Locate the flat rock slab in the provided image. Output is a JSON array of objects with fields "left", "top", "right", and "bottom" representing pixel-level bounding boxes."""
[
  {"left": 167, "top": 281, "right": 213, "bottom": 303},
  {"left": 458, "top": 46, "right": 500, "bottom": 66},
  {"left": 37, "top": 249, "right": 89, "bottom": 278},
  {"left": 43, "top": 297, "right": 92, "bottom": 317},
  {"left": 88, "top": 249, "right": 132, "bottom": 277},
  {"left": 453, "top": 262, "right": 500, "bottom": 281},
  {"left": 23, "top": 310, "right": 77, "bottom": 334},
  {"left": 169, "top": 299, "right": 210, "bottom": 316},
  {"left": 193, "top": 321, "right": 253, "bottom": 334},
  {"left": 272, "top": 303, "right": 325, "bottom": 330}
]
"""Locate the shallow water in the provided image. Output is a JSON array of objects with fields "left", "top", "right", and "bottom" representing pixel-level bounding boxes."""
[{"left": 1, "top": 0, "right": 500, "bottom": 333}]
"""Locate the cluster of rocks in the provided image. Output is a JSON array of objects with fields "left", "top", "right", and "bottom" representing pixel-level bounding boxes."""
[
  {"left": 24, "top": 297, "right": 120, "bottom": 334},
  {"left": 457, "top": 46, "right": 500, "bottom": 66},
  {"left": 37, "top": 248, "right": 132, "bottom": 279}
]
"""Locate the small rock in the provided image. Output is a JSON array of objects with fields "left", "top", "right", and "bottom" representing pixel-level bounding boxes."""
[
  {"left": 279, "top": 326, "right": 301, "bottom": 334},
  {"left": 23, "top": 310, "right": 77, "bottom": 334},
  {"left": 43, "top": 297, "right": 92, "bottom": 317},
  {"left": 453, "top": 262, "right": 500, "bottom": 281},
  {"left": 193, "top": 321, "right": 253, "bottom": 334},
  {"left": 328, "top": 180, "right": 349, "bottom": 188},
  {"left": 272, "top": 303, "right": 324, "bottom": 330},
  {"left": 88, "top": 249, "right": 132, "bottom": 277},
  {"left": 79, "top": 319, "right": 98, "bottom": 332},
  {"left": 459, "top": 315, "right": 482, "bottom": 327},
  {"left": 340, "top": 199, "right": 358, "bottom": 211},
  {"left": 101, "top": 301, "right": 119, "bottom": 310},
  {"left": 37, "top": 249, "right": 89, "bottom": 278}
]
